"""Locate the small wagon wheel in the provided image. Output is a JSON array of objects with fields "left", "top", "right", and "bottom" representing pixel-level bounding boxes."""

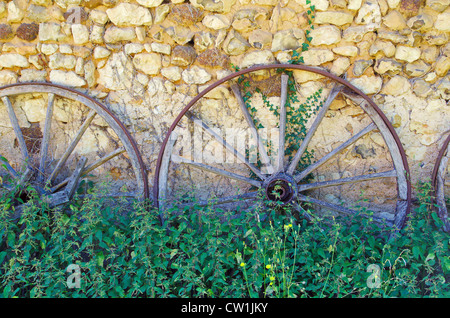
[
  {"left": 0, "top": 82, "right": 149, "bottom": 218},
  {"left": 154, "top": 64, "right": 411, "bottom": 233},
  {"left": 431, "top": 132, "right": 450, "bottom": 233}
]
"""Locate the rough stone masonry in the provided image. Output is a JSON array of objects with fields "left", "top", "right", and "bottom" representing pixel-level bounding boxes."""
[{"left": 0, "top": 0, "right": 448, "bottom": 197}]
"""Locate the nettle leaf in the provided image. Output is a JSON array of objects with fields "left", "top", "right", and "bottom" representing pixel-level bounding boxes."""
[{"left": 97, "top": 251, "right": 105, "bottom": 267}]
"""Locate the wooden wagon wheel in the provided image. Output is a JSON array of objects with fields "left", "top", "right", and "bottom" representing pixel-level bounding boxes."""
[
  {"left": 432, "top": 132, "right": 450, "bottom": 232},
  {"left": 0, "top": 82, "right": 149, "bottom": 218},
  {"left": 154, "top": 64, "right": 411, "bottom": 233}
]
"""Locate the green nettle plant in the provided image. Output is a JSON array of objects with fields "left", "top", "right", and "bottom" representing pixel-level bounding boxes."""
[{"left": 0, "top": 177, "right": 449, "bottom": 298}]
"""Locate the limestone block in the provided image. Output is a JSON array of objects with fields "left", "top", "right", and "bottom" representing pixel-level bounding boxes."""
[
  {"left": 0, "top": 70, "right": 18, "bottom": 85},
  {"left": 171, "top": 45, "right": 197, "bottom": 66},
  {"left": 124, "top": 43, "right": 144, "bottom": 55},
  {"left": 395, "top": 45, "right": 421, "bottom": 63},
  {"left": 315, "top": 11, "right": 354, "bottom": 25},
  {"left": 353, "top": 59, "right": 373, "bottom": 76},
  {"left": 426, "top": 0, "right": 449, "bottom": 12},
  {"left": 407, "top": 14, "right": 434, "bottom": 31},
  {"left": 203, "top": 14, "right": 231, "bottom": 30},
  {"left": 154, "top": 5, "right": 170, "bottom": 24},
  {"left": 342, "top": 25, "right": 375, "bottom": 42},
  {"left": 93, "top": 46, "right": 111, "bottom": 59},
  {"left": 249, "top": 29, "right": 272, "bottom": 49},
  {"left": 377, "top": 30, "right": 408, "bottom": 44},
  {"left": 381, "top": 75, "right": 411, "bottom": 96},
  {"left": 404, "top": 60, "right": 430, "bottom": 77},
  {"left": 294, "top": 0, "right": 329, "bottom": 11},
  {"left": 348, "top": 0, "right": 363, "bottom": 10},
  {"left": 412, "top": 79, "right": 432, "bottom": 98},
  {"left": 349, "top": 75, "right": 382, "bottom": 94},
  {"left": 50, "top": 70, "right": 86, "bottom": 87},
  {"left": 182, "top": 66, "right": 212, "bottom": 84},
  {"left": 168, "top": 3, "right": 203, "bottom": 26},
  {"left": 132, "top": 53, "right": 162, "bottom": 75},
  {"left": 0, "top": 53, "right": 29, "bottom": 68},
  {"left": 7, "top": 0, "right": 24, "bottom": 23},
  {"left": 151, "top": 43, "right": 171, "bottom": 55},
  {"left": 48, "top": 53, "right": 77, "bottom": 69},
  {"left": 136, "top": 0, "right": 164, "bottom": 7},
  {"left": 106, "top": 3, "right": 153, "bottom": 27},
  {"left": 382, "top": 10, "right": 406, "bottom": 30},
  {"left": 90, "top": 9, "right": 109, "bottom": 25},
  {"left": 40, "top": 43, "right": 58, "bottom": 55},
  {"left": 330, "top": 57, "right": 351, "bottom": 75},
  {"left": 161, "top": 66, "right": 183, "bottom": 82},
  {"left": 423, "top": 31, "right": 448, "bottom": 46},
  {"left": 84, "top": 60, "right": 95, "bottom": 87},
  {"left": 369, "top": 40, "right": 396, "bottom": 57},
  {"left": 223, "top": 30, "right": 250, "bottom": 55},
  {"left": 240, "top": 49, "right": 275, "bottom": 68},
  {"left": 71, "top": 24, "right": 89, "bottom": 45},
  {"left": 189, "top": 0, "right": 236, "bottom": 13},
  {"left": 165, "top": 26, "right": 195, "bottom": 45},
  {"left": 0, "top": 1, "right": 5, "bottom": 18},
  {"left": 332, "top": 46, "right": 359, "bottom": 57},
  {"left": 355, "top": 1, "right": 381, "bottom": 25},
  {"left": 19, "top": 69, "right": 46, "bottom": 82},
  {"left": 435, "top": 12, "right": 450, "bottom": 32},
  {"left": 374, "top": 58, "right": 402, "bottom": 75},
  {"left": 387, "top": 0, "right": 400, "bottom": 7},
  {"left": 435, "top": 56, "right": 450, "bottom": 77},
  {"left": 271, "top": 30, "right": 302, "bottom": 52},
  {"left": 90, "top": 25, "right": 104, "bottom": 44},
  {"left": 301, "top": 48, "right": 334, "bottom": 66},
  {"left": 104, "top": 26, "right": 136, "bottom": 43},
  {"left": 310, "top": 25, "right": 341, "bottom": 45},
  {"left": 39, "top": 22, "right": 66, "bottom": 41}
]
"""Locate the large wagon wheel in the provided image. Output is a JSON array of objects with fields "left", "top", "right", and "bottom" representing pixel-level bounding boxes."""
[
  {"left": 154, "top": 64, "right": 411, "bottom": 233},
  {"left": 0, "top": 82, "right": 149, "bottom": 218},
  {"left": 432, "top": 132, "right": 450, "bottom": 232}
]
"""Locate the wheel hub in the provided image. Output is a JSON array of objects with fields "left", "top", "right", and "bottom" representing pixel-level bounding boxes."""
[{"left": 264, "top": 173, "right": 297, "bottom": 205}]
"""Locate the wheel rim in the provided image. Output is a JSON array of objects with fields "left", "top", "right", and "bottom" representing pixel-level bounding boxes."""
[
  {"left": 154, "top": 64, "right": 411, "bottom": 231},
  {"left": 432, "top": 132, "right": 450, "bottom": 232},
  {"left": 0, "top": 82, "right": 149, "bottom": 217}
]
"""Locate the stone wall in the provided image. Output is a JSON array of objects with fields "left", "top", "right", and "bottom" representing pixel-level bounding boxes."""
[{"left": 0, "top": 0, "right": 448, "bottom": 198}]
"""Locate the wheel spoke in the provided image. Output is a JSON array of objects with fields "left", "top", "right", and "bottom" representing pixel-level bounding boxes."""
[
  {"left": 49, "top": 147, "right": 126, "bottom": 193},
  {"left": 287, "top": 84, "right": 343, "bottom": 175},
  {"left": 277, "top": 74, "right": 289, "bottom": 172},
  {"left": 2, "top": 96, "right": 30, "bottom": 164},
  {"left": 47, "top": 109, "right": 96, "bottom": 183},
  {"left": 291, "top": 200, "right": 315, "bottom": 222},
  {"left": 297, "top": 193, "right": 393, "bottom": 225},
  {"left": 343, "top": 91, "right": 409, "bottom": 200},
  {"left": 38, "top": 93, "right": 55, "bottom": 182},
  {"left": 173, "top": 191, "right": 258, "bottom": 209},
  {"left": 173, "top": 154, "right": 262, "bottom": 187},
  {"left": 65, "top": 156, "right": 87, "bottom": 199},
  {"left": 298, "top": 170, "right": 397, "bottom": 192},
  {"left": 297, "top": 193, "right": 359, "bottom": 216},
  {"left": 186, "top": 111, "right": 266, "bottom": 180},
  {"left": 231, "top": 84, "right": 275, "bottom": 174},
  {"left": 294, "top": 122, "right": 376, "bottom": 183},
  {"left": 0, "top": 155, "right": 18, "bottom": 179}
]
